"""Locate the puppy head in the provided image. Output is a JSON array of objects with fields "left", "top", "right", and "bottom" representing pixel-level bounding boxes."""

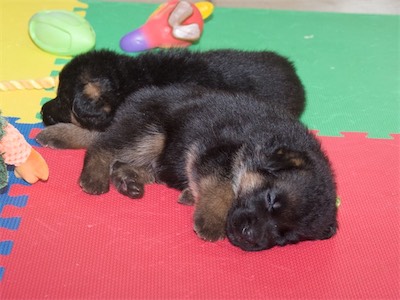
[
  {"left": 41, "top": 50, "right": 124, "bottom": 131},
  {"left": 226, "top": 147, "right": 337, "bottom": 251}
]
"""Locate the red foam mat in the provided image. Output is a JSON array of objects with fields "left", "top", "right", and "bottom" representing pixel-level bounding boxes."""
[{"left": 1, "top": 133, "right": 399, "bottom": 299}]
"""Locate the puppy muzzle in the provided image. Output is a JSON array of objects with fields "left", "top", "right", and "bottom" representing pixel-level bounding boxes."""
[
  {"left": 226, "top": 208, "right": 273, "bottom": 251},
  {"left": 41, "top": 99, "right": 72, "bottom": 126}
]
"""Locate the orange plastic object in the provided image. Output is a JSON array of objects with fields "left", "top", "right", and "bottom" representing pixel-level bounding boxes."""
[
  {"left": 14, "top": 147, "right": 49, "bottom": 184},
  {"left": 0, "top": 122, "right": 49, "bottom": 183}
]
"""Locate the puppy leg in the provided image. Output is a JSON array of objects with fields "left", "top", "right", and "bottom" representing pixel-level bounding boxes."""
[
  {"left": 79, "top": 146, "right": 113, "bottom": 195},
  {"left": 193, "top": 175, "right": 235, "bottom": 241},
  {"left": 111, "top": 161, "right": 155, "bottom": 199},
  {"left": 36, "top": 123, "right": 98, "bottom": 149},
  {"left": 178, "top": 188, "right": 195, "bottom": 205}
]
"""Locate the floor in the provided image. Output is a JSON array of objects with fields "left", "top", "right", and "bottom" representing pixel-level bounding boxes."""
[{"left": 111, "top": 0, "right": 400, "bottom": 14}]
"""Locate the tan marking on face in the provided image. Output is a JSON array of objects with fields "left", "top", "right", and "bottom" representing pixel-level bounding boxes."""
[
  {"left": 290, "top": 157, "right": 305, "bottom": 167},
  {"left": 70, "top": 112, "right": 81, "bottom": 127},
  {"left": 237, "top": 171, "right": 265, "bottom": 194},
  {"left": 232, "top": 145, "right": 267, "bottom": 196},
  {"left": 275, "top": 148, "right": 306, "bottom": 168},
  {"left": 102, "top": 104, "right": 111, "bottom": 113},
  {"left": 83, "top": 82, "right": 102, "bottom": 100}
]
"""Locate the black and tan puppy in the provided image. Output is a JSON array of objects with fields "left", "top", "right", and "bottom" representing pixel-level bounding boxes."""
[
  {"left": 37, "top": 86, "right": 337, "bottom": 251},
  {"left": 41, "top": 48, "right": 305, "bottom": 132}
]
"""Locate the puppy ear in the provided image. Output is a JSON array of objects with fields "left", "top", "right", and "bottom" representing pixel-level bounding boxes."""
[{"left": 264, "top": 148, "right": 309, "bottom": 173}]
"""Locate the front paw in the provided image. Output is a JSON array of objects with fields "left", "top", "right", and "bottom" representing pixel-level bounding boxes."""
[
  {"left": 36, "top": 126, "right": 69, "bottom": 149},
  {"left": 194, "top": 213, "right": 226, "bottom": 242},
  {"left": 36, "top": 123, "right": 95, "bottom": 149},
  {"left": 79, "top": 172, "right": 110, "bottom": 195}
]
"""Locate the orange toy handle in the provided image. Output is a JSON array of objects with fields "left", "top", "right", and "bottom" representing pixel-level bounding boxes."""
[{"left": 14, "top": 148, "right": 49, "bottom": 184}]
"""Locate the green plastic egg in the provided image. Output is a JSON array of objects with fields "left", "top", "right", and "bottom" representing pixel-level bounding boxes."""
[{"left": 29, "top": 10, "right": 95, "bottom": 56}]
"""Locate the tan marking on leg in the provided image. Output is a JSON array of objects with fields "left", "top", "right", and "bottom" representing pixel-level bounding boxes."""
[
  {"left": 194, "top": 175, "right": 235, "bottom": 241},
  {"left": 119, "top": 126, "right": 165, "bottom": 176},
  {"left": 185, "top": 143, "right": 200, "bottom": 200},
  {"left": 80, "top": 147, "right": 113, "bottom": 195}
]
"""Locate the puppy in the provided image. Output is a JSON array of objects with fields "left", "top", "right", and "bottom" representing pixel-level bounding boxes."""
[
  {"left": 37, "top": 86, "right": 337, "bottom": 251},
  {"left": 41, "top": 48, "right": 305, "bottom": 132}
]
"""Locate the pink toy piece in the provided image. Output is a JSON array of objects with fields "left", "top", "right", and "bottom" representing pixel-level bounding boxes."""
[
  {"left": 0, "top": 123, "right": 32, "bottom": 166},
  {"left": 120, "top": 0, "right": 204, "bottom": 52}
]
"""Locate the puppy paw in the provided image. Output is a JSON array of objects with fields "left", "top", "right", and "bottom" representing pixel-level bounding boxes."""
[
  {"left": 111, "top": 169, "right": 144, "bottom": 199},
  {"left": 320, "top": 224, "right": 337, "bottom": 240},
  {"left": 79, "top": 172, "right": 110, "bottom": 195},
  {"left": 36, "top": 123, "right": 94, "bottom": 149},
  {"left": 194, "top": 214, "right": 226, "bottom": 242},
  {"left": 36, "top": 126, "right": 70, "bottom": 149},
  {"left": 110, "top": 162, "right": 154, "bottom": 199}
]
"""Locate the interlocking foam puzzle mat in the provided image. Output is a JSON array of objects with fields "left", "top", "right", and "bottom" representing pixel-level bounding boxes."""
[{"left": 1, "top": 0, "right": 399, "bottom": 298}]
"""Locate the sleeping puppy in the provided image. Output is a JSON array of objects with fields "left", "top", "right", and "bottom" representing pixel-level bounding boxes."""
[
  {"left": 41, "top": 48, "right": 305, "bottom": 132},
  {"left": 37, "top": 86, "right": 337, "bottom": 251}
]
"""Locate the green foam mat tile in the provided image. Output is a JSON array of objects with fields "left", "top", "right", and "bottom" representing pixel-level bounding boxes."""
[{"left": 83, "top": 1, "right": 400, "bottom": 138}]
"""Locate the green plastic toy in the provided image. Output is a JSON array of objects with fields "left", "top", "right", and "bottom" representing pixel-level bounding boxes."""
[{"left": 29, "top": 10, "right": 96, "bottom": 56}]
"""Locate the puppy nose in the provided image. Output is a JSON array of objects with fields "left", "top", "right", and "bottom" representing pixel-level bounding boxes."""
[
  {"left": 241, "top": 225, "right": 257, "bottom": 244},
  {"left": 41, "top": 104, "right": 55, "bottom": 125},
  {"left": 41, "top": 111, "right": 57, "bottom": 126}
]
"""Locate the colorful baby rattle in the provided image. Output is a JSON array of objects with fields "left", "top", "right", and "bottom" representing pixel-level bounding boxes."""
[{"left": 120, "top": 0, "right": 214, "bottom": 52}]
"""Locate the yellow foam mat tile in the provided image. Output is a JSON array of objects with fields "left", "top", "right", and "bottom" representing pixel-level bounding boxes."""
[{"left": 0, "top": 0, "right": 87, "bottom": 123}]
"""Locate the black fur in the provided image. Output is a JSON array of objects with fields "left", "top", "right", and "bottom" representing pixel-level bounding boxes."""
[
  {"left": 41, "top": 48, "right": 305, "bottom": 131},
  {"left": 37, "top": 86, "right": 337, "bottom": 251}
]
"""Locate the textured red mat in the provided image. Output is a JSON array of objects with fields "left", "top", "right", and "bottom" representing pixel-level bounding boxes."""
[{"left": 1, "top": 132, "right": 398, "bottom": 299}]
